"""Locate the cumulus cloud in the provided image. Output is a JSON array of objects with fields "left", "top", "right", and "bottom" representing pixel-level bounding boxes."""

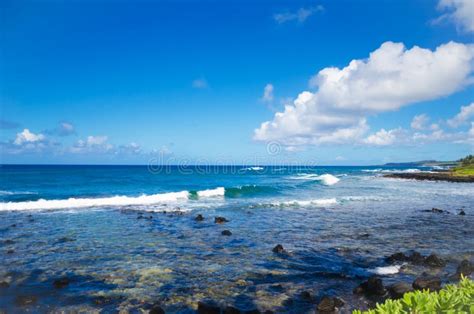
[
  {"left": 118, "top": 142, "right": 142, "bottom": 154},
  {"left": 71, "top": 135, "right": 113, "bottom": 153},
  {"left": 411, "top": 114, "right": 430, "bottom": 130},
  {"left": 192, "top": 78, "right": 208, "bottom": 89},
  {"left": 437, "top": 0, "right": 474, "bottom": 33},
  {"left": 447, "top": 102, "right": 474, "bottom": 127},
  {"left": 261, "top": 83, "right": 274, "bottom": 103},
  {"left": 45, "top": 122, "right": 76, "bottom": 136},
  {"left": 364, "top": 128, "right": 404, "bottom": 146},
  {"left": 274, "top": 6, "right": 324, "bottom": 24},
  {"left": 254, "top": 41, "right": 474, "bottom": 147},
  {"left": 14, "top": 129, "right": 46, "bottom": 145}
]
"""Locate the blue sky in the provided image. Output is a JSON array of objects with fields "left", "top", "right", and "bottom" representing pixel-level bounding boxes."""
[{"left": 1, "top": 0, "right": 473, "bottom": 165}]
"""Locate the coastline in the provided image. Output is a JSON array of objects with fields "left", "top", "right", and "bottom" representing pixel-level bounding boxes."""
[{"left": 383, "top": 172, "right": 474, "bottom": 183}]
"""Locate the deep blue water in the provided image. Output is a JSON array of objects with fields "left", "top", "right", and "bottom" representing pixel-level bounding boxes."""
[{"left": 0, "top": 165, "right": 473, "bottom": 312}]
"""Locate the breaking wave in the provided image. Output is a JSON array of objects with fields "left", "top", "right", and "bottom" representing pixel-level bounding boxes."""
[{"left": 290, "top": 173, "right": 340, "bottom": 186}]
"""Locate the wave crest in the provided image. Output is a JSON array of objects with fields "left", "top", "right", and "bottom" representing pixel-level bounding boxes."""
[{"left": 0, "top": 191, "right": 190, "bottom": 211}]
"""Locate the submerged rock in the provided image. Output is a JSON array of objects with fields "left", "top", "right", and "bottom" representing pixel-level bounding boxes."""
[
  {"left": 300, "top": 290, "right": 313, "bottom": 302},
  {"left": 197, "top": 301, "right": 220, "bottom": 314},
  {"left": 221, "top": 230, "right": 232, "bottom": 236},
  {"left": 424, "top": 254, "right": 446, "bottom": 268},
  {"left": 0, "top": 281, "right": 9, "bottom": 288},
  {"left": 354, "top": 276, "right": 386, "bottom": 296},
  {"left": 388, "top": 282, "right": 413, "bottom": 299},
  {"left": 431, "top": 207, "right": 444, "bottom": 214},
  {"left": 53, "top": 277, "right": 70, "bottom": 289},
  {"left": 272, "top": 244, "right": 285, "bottom": 254},
  {"left": 195, "top": 214, "right": 205, "bottom": 221},
  {"left": 456, "top": 260, "right": 473, "bottom": 277},
  {"left": 459, "top": 210, "right": 466, "bottom": 216},
  {"left": 15, "top": 295, "right": 38, "bottom": 306},
  {"left": 214, "top": 217, "right": 229, "bottom": 224},
  {"left": 149, "top": 304, "right": 165, "bottom": 314},
  {"left": 223, "top": 306, "right": 240, "bottom": 314},
  {"left": 412, "top": 275, "right": 441, "bottom": 291}
]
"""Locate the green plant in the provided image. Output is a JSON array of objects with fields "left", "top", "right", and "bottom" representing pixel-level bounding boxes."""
[{"left": 353, "top": 277, "right": 474, "bottom": 314}]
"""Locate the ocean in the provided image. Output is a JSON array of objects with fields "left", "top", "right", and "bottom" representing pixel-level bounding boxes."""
[{"left": 0, "top": 165, "right": 473, "bottom": 312}]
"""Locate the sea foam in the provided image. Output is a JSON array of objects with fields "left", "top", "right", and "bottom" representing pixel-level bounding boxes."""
[
  {"left": 369, "top": 265, "right": 402, "bottom": 275},
  {"left": 0, "top": 191, "right": 190, "bottom": 211},
  {"left": 275, "top": 198, "right": 338, "bottom": 207},
  {"left": 196, "top": 187, "right": 225, "bottom": 198},
  {"left": 291, "top": 173, "right": 340, "bottom": 185}
]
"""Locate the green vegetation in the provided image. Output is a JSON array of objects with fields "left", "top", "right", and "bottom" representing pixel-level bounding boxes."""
[
  {"left": 353, "top": 277, "right": 474, "bottom": 314},
  {"left": 453, "top": 155, "right": 474, "bottom": 177}
]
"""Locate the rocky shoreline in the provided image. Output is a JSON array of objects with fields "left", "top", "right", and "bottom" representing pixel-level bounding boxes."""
[{"left": 384, "top": 172, "right": 474, "bottom": 182}]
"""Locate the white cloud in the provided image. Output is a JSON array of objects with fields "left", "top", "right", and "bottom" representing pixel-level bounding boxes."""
[
  {"left": 335, "top": 156, "right": 346, "bottom": 161},
  {"left": 437, "top": 0, "right": 474, "bottom": 33},
  {"left": 254, "top": 41, "right": 474, "bottom": 147},
  {"left": 118, "top": 142, "right": 142, "bottom": 154},
  {"left": 71, "top": 135, "right": 113, "bottom": 153},
  {"left": 14, "top": 129, "right": 46, "bottom": 145},
  {"left": 364, "top": 128, "right": 403, "bottom": 146},
  {"left": 192, "top": 78, "right": 208, "bottom": 89},
  {"left": 261, "top": 83, "right": 274, "bottom": 103},
  {"left": 447, "top": 102, "right": 474, "bottom": 127},
  {"left": 411, "top": 114, "right": 430, "bottom": 130},
  {"left": 274, "top": 6, "right": 324, "bottom": 24},
  {"left": 46, "top": 122, "right": 76, "bottom": 136}
]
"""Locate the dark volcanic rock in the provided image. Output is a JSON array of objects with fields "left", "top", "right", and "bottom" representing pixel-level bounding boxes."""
[
  {"left": 413, "top": 276, "right": 441, "bottom": 291},
  {"left": 387, "top": 252, "right": 408, "bottom": 263},
  {"left": 459, "top": 210, "right": 466, "bottom": 216},
  {"left": 15, "top": 295, "right": 38, "bottom": 306},
  {"left": 424, "top": 254, "right": 446, "bottom": 268},
  {"left": 53, "top": 277, "right": 70, "bottom": 289},
  {"left": 214, "top": 217, "right": 229, "bottom": 224},
  {"left": 244, "top": 310, "right": 260, "bottom": 314},
  {"left": 221, "top": 230, "right": 232, "bottom": 236},
  {"left": 317, "top": 296, "right": 344, "bottom": 313},
  {"left": 197, "top": 301, "right": 220, "bottom": 314},
  {"left": 388, "top": 282, "right": 413, "bottom": 299},
  {"left": 300, "top": 290, "right": 313, "bottom": 302},
  {"left": 149, "top": 304, "right": 165, "bottom": 314},
  {"left": 272, "top": 244, "right": 285, "bottom": 254},
  {"left": 456, "top": 260, "right": 473, "bottom": 277},
  {"left": 409, "top": 252, "right": 425, "bottom": 264},
  {"left": 354, "top": 276, "right": 386, "bottom": 296},
  {"left": 195, "top": 214, "right": 205, "bottom": 221},
  {"left": 223, "top": 306, "right": 241, "bottom": 314},
  {"left": 0, "top": 281, "right": 9, "bottom": 288}
]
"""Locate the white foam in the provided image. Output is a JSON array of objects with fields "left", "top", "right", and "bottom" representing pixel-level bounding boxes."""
[
  {"left": 276, "top": 198, "right": 338, "bottom": 207},
  {"left": 316, "top": 174, "right": 340, "bottom": 185},
  {"left": 0, "top": 191, "right": 190, "bottom": 211},
  {"left": 0, "top": 190, "right": 37, "bottom": 195},
  {"left": 196, "top": 187, "right": 225, "bottom": 198},
  {"left": 369, "top": 265, "right": 402, "bottom": 275},
  {"left": 290, "top": 173, "right": 340, "bottom": 185},
  {"left": 362, "top": 168, "right": 424, "bottom": 174},
  {"left": 243, "top": 167, "right": 264, "bottom": 171}
]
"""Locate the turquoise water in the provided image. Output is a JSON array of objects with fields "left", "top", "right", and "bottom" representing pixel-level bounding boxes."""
[{"left": 0, "top": 165, "right": 473, "bottom": 312}]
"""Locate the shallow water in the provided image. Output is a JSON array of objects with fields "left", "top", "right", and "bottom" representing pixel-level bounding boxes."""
[{"left": 0, "top": 165, "right": 473, "bottom": 312}]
